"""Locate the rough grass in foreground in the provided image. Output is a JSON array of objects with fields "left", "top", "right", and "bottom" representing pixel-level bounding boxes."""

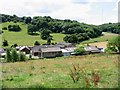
[{"left": 2, "top": 54, "right": 118, "bottom": 88}]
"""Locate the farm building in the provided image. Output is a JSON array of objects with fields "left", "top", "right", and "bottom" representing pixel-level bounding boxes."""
[
  {"left": 0, "top": 48, "right": 6, "bottom": 58},
  {"left": 61, "top": 49, "right": 71, "bottom": 56},
  {"left": 41, "top": 46, "right": 62, "bottom": 58},
  {"left": 57, "top": 42, "right": 75, "bottom": 49},
  {"left": 32, "top": 45, "right": 41, "bottom": 56},
  {"left": 65, "top": 47, "right": 76, "bottom": 55},
  {"left": 19, "top": 46, "right": 31, "bottom": 54},
  {"left": 32, "top": 45, "right": 62, "bottom": 58},
  {"left": 84, "top": 46, "right": 101, "bottom": 54}
]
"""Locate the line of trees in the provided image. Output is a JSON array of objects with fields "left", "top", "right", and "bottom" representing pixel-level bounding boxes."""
[
  {"left": 6, "top": 48, "right": 26, "bottom": 62},
  {"left": 99, "top": 23, "right": 120, "bottom": 34},
  {"left": 1, "top": 14, "right": 119, "bottom": 44},
  {"left": 27, "top": 16, "right": 102, "bottom": 43}
]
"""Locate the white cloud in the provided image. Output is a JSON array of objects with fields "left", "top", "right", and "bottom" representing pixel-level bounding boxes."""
[{"left": 0, "top": 0, "right": 118, "bottom": 25}]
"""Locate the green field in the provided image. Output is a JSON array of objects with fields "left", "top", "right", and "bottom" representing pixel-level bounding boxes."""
[
  {"left": 1, "top": 22, "right": 118, "bottom": 47},
  {"left": 81, "top": 32, "right": 118, "bottom": 44},
  {"left": 1, "top": 22, "right": 65, "bottom": 46},
  {"left": 2, "top": 54, "right": 118, "bottom": 88}
]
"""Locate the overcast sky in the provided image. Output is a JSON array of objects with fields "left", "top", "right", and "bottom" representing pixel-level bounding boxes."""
[{"left": 0, "top": 0, "right": 119, "bottom": 25}]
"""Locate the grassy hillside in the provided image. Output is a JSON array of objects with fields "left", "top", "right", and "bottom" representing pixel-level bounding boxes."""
[
  {"left": 81, "top": 32, "right": 118, "bottom": 44},
  {"left": 1, "top": 22, "right": 118, "bottom": 47},
  {"left": 1, "top": 22, "right": 65, "bottom": 46},
  {"left": 2, "top": 54, "right": 118, "bottom": 88}
]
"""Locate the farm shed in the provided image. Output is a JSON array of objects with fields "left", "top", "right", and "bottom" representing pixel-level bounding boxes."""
[
  {"left": 19, "top": 46, "right": 31, "bottom": 54},
  {"left": 41, "top": 46, "right": 62, "bottom": 58},
  {"left": 84, "top": 46, "right": 101, "bottom": 54}
]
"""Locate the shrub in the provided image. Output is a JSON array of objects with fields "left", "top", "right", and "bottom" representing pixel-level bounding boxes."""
[
  {"left": 19, "top": 52, "right": 26, "bottom": 61},
  {"left": 2, "top": 27, "right": 7, "bottom": 30},
  {"left": 29, "top": 54, "right": 32, "bottom": 60},
  {"left": 6, "top": 48, "right": 12, "bottom": 62},
  {"left": 2, "top": 39, "right": 8, "bottom": 46},
  {"left": 34, "top": 41, "right": 40, "bottom": 45},
  {"left": 11, "top": 49, "right": 19, "bottom": 62},
  {"left": 8, "top": 25, "right": 21, "bottom": 32},
  {"left": 74, "top": 46, "right": 85, "bottom": 55}
]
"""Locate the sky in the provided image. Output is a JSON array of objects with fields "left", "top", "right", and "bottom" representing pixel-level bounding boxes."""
[{"left": 0, "top": 0, "right": 119, "bottom": 25}]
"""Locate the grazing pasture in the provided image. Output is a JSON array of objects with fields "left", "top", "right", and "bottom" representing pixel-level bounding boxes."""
[
  {"left": 1, "top": 22, "right": 65, "bottom": 46},
  {"left": 81, "top": 32, "right": 118, "bottom": 44},
  {"left": 2, "top": 54, "right": 118, "bottom": 88}
]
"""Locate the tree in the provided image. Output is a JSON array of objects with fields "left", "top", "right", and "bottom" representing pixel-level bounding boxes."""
[
  {"left": 74, "top": 46, "right": 85, "bottom": 55},
  {"left": 107, "top": 35, "right": 120, "bottom": 53},
  {"left": 19, "top": 52, "right": 26, "bottom": 61},
  {"left": 11, "top": 49, "right": 19, "bottom": 62},
  {"left": 47, "top": 37, "right": 52, "bottom": 45},
  {"left": 28, "top": 24, "right": 38, "bottom": 34},
  {"left": 63, "top": 34, "right": 78, "bottom": 43},
  {"left": 8, "top": 25, "right": 21, "bottom": 32},
  {"left": 34, "top": 41, "right": 40, "bottom": 45},
  {"left": 24, "top": 17, "right": 32, "bottom": 24},
  {"left": 2, "top": 39, "right": 8, "bottom": 46},
  {"left": 6, "top": 48, "right": 12, "bottom": 62},
  {"left": 41, "top": 29, "right": 52, "bottom": 40}
]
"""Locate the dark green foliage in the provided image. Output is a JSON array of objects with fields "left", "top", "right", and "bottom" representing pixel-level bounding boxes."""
[
  {"left": 34, "top": 41, "right": 40, "bottom": 45},
  {"left": 6, "top": 48, "right": 12, "bottom": 62},
  {"left": 19, "top": 52, "right": 26, "bottom": 61},
  {"left": 13, "top": 44, "right": 18, "bottom": 47},
  {"left": 47, "top": 37, "right": 52, "bottom": 45},
  {"left": 107, "top": 35, "right": 120, "bottom": 53},
  {"left": 2, "top": 27, "right": 7, "bottom": 30},
  {"left": 5, "top": 48, "right": 27, "bottom": 62},
  {"left": 8, "top": 25, "right": 21, "bottom": 32},
  {"left": 2, "top": 39, "right": 8, "bottom": 46},
  {"left": 11, "top": 49, "right": 19, "bottom": 62},
  {"left": 99, "top": 23, "right": 120, "bottom": 34},
  {"left": 29, "top": 54, "right": 32, "bottom": 60},
  {"left": 41, "top": 29, "right": 52, "bottom": 40},
  {"left": 28, "top": 24, "right": 38, "bottom": 34},
  {"left": 63, "top": 34, "right": 78, "bottom": 43},
  {"left": 24, "top": 17, "right": 32, "bottom": 24}
]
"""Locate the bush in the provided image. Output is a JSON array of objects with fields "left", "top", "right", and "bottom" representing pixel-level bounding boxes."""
[
  {"left": 11, "top": 49, "right": 19, "bottom": 62},
  {"left": 8, "top": 25, "right": 21, "bottom": 32},
  {"left": 29, "top": 54, "right": 32, "bottom": 60},
  {"left": 34, "top": 41, "right": 40, "bottom": 45},
  {"left": 2, "top": 39, "right": 8, "bottom": 46},
  {"left": 105, "top": 46, "right": 117, "bottom": 53},
  {"left": 2, "top": 27, "right": 7, "bottom": 30},
  {"left": 19, "top": 52, "right": 26, "bottom": 61},
  {"left": 6, "top": 48, "right": 12, "bottom": 62},
  {"left": 74, "top": 46, "right": 85, "bottom": 55}
]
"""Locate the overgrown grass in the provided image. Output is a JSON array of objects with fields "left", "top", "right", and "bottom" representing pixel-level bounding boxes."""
[
  {"left": 1, "top": 22, "right": 65, "bottom": 46},
  {"left": 2, "top": 54, "right": 118, "bottom": 88}
]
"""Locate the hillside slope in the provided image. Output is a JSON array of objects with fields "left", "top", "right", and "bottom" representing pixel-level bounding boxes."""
[{"left": 1, "top": 22, "right": 65, "bottom": 46}]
